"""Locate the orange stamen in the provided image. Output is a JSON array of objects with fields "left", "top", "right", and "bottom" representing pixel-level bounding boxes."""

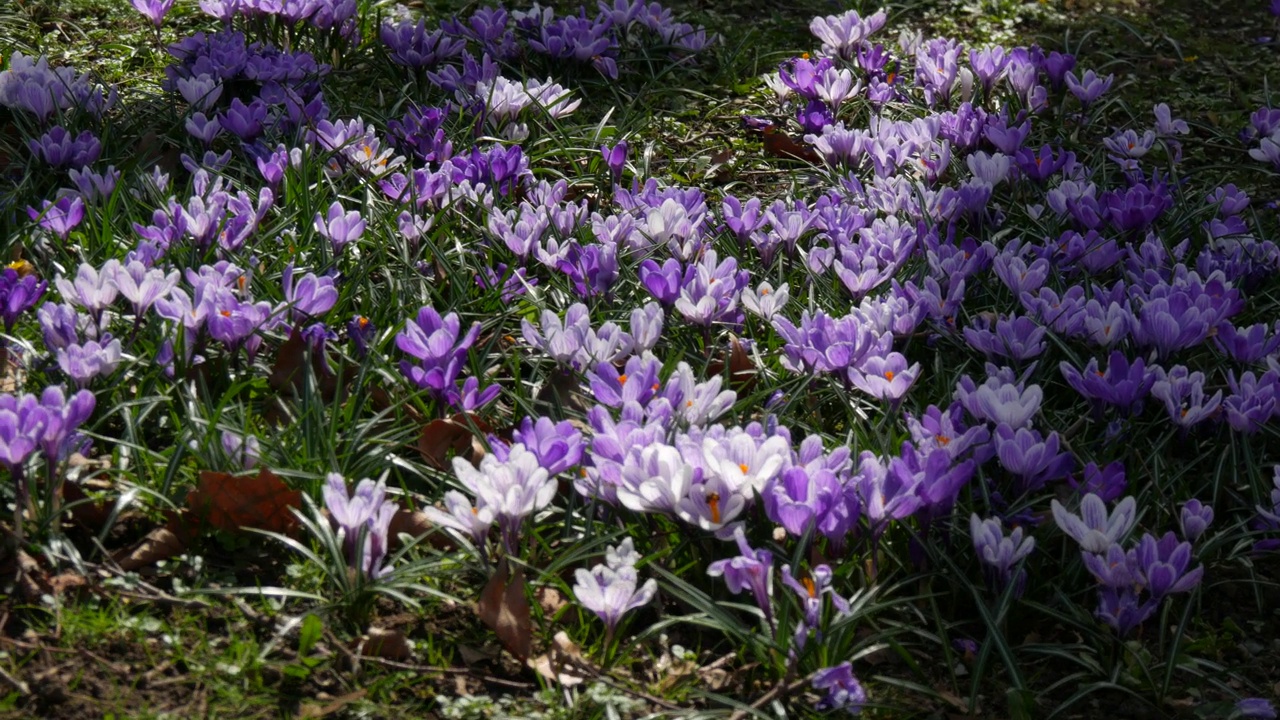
[{"left": 707, "top": 493, "right": 721, "bottom": 524}]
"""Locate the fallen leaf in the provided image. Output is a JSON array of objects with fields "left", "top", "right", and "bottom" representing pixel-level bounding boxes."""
[
  {"left": 529, "top": 631, "right": 586, "bottom": 687},
  {"left": 535, "top": 586, "right": 567, "bottom": 617},
  {"left": 418, "top": 414, "right": 491, "bottom": 471},
  {"left": 476, "top": 558, "right": 532, "bottom": 662},
  {"left": 268, "top": 327, "right": 340, "bottom": 401},
  {"left": 358, "top": 627, "right": 412, "bottom": 661},
  {"left": 187, "top": 468, "right": 302, "bottom": 535},
  {"left": 112, "top": 518, "right": 191, "bottom": 571},
  {"left": 706, "top": 335, "right": 757, "bottom": 393},
  {"left": 387, "top": 508, "right": 456, "bottom": 552},
  {"left": 762, "top": 127, "right": 819, "bottom": 164}
]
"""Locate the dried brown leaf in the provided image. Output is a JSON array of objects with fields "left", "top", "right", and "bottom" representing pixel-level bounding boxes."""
[
  {"left": 187, "top": 468, "right": 302, "bottom": 535},
  {"left": 358, "top": 628, "right": 412, "bottom": 661},
  {"left": 417, "top": 413, "right": 491, "bottom": 471},
  {"left": 476, "top": 558, "right": 532, "bottom": 661},
  {"left": 112, "top": 519, "right": 191, "bottom": 572}
]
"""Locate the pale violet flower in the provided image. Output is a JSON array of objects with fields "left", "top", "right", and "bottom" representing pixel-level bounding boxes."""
[
  {"left": 1051, "top": 493, "right": 1138, "bottom": 553},
  {"left": 572, "top": 537, "right": 657, "bottom": 635}
]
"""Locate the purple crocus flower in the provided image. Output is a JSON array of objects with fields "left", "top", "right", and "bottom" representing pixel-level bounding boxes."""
[
  {"left": 323, "top": 473, "right": 398, "bottom": 579},
  {"left": 130, "top": 0, "right": 174, "bottom": 27},
  {"left": 1152, "top": 365, "right": 1222, "bottom": 428},
  {"left": 971, "top": 513, "right": 1034, "bottom": 594},
  {"left": 993, "top": 424, "right": 1072, "bottom": 492},
  {"left": 848, "top": 352, "right": 920, "bottom": 402},
  {"left": 28, "top": 126, "right": 101, "bottom": 169},
  {"left": 452, "top": 443, "right": 553, "bottom": 552},
  {"left": 811, "top": 662, "right": 867, "bottom": 714},
  {"left": 0, "top": 267, "right": 47, "bottom": 332},
  {"left": 573, "top": 537, "right": 657, "bottom": 636},
  {"left": 35, "top": 385, "right": 95, "bottom": 464},
  {"left": 219, "top": 97, "right": 268, "bottom": 141},
  {"left": 28, "top": 196, "right": 86, "bottom": 240},
  {"left": 314, "top": 201, "right": 365, "bottom": 253},
  {"left": 1179, "top": 499, "right": 1213, "bottom": 542},
  {"left": 1096, "top": 586, "right": 1157, "bottom": 636},
  {"left": 1059, "top": 351, "right": 1157, "bottom": 415},
  {"left": 1051, "top": 493, "right": 1137, "bottom": 553},
  {"left": 963, "top": 314, "right": 1046, "bottom": 362},
  {"left": 511, "top": 415, "right": 584, "bottom": 477},
  {"left": 600, "top": 141, "right": 627, "bottom": 184},
  {"left": 221, "top": 430, "right": 260, "bottom": 470},
  {"left": 955, "top": 372, "right": 1042, "bottom": 429},
  {"left": 1132, "top": 531, "right": 1203, "bottom": 600},
  {"left": 1066, "top": 461, "right": 1127, "bottom": 503},
  {"left": 281, "top": 264, "right": 338, "bottom": 322},
  {"left": 706, "top": 528, "right": 775, "bottom": 627},
  {"left": 1236, "top": 698, "right": 1278, "bottom": 719},
  {"left": 1064, "top": 69, "right": 1114, "bottom": 108},
  {"left": 395, "top": 306, "right": 480, "bottom": 400},
  {"left": 110, "top": 260, "right": 178, "bottom": 317},
  {"left": 0, "top": 392, "right": 45, "bottom": 471},
  {"left": 57, "top": 336, "right": 122, "bottom": 386}
]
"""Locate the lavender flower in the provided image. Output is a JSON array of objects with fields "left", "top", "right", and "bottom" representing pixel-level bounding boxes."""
[
  {"left": 1236, "top": 698, "right": 1278, "bottom": 719},
  {"left": 452, "top": 443, "right": 553, "bottom": 552},
  {"left": 1179, "top": 499, "right": 1213, "bottom": 542},
  {"left": 572, "top": 537, "right": 657, "bottom": 636},
  {"left": 323, "top": 473, "right": 398, "bottom": 579},
  {"left": 707, "top": 529, "right": 774, "bottom": 626},
  {"left": 28, "top": 196, "right": 86, "bottom": 240},
  {"left": 971, "top": 514, "right": 1035, "bottom": 594},
  {"left": 1051, "top": 493, "right": 1137, "bottom": 553},
  {"left": 130, "top": 0, "right": 174, "bottom": 27},
  {"left": 811, "top": 662, "right": 867, "bottom": 714},
  {"left": 314, "top": 201, "right": 365, "bottom": 253}
]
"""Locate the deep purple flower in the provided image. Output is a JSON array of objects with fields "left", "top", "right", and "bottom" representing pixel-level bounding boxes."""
[
  {"left": 1236, "top": 698, "right": 1278, "bottom": 719},
  {"left": 1132, "top": 531, "right": 1203, "bottom": 600},
  {"left": 600, "top": 141, "right": 627, "bottom": 184},
  {"left": 964, "top": 314, "right": 1046, "bottom": 362},
  {"left": 1096, "top": 586, "right": 1157, "bottom": 636},
  {"left": 1179, "top": 499, "right": 1213, "bottom": 542},
  {"left": 396, "top": 306, "right": 480, "bottom": 399},
  {"left": 28, "top": 126, "right": 101, "bottom": 169},
  {"left": 511, "top": 416, "right": 584, "bottom": 477},
  {"left": 994, "top": 424, "right": 1072, "bottom": 492},
  {"left": 381, "top": 19, "right": 467, "bottom": 68},
  {"left": 1066, "top": 461, "right": 1127, "bottom": 503},
  {"left": 219, "top": 97, "right": 268, "bottom": 141},
  {"left": 281, "top": 264, "right": 337, "bottom": 321},
  {"left": 0, "top": 267, "right": 47, "bottom": 333},
  {"left": 1059, "top": 351, "right": 1157, "bottom": 415}
]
